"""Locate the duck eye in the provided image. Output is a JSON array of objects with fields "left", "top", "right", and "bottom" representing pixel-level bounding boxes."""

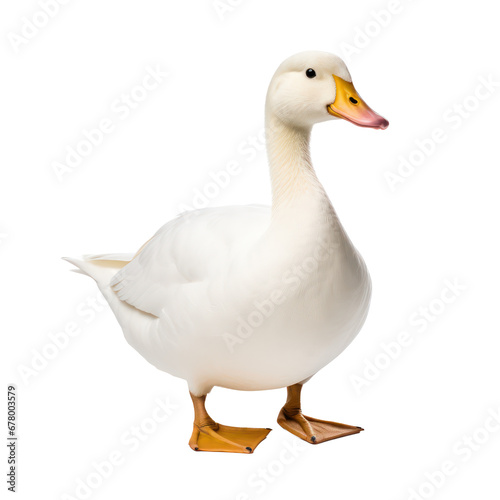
[
  {"left": 349, "top": 97, "right": 358, "bottom": 104},
  {"left": 306, "top": 68, "right": 316, "bottom": 79}
]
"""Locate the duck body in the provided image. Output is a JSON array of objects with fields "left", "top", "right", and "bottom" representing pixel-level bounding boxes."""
[{"left": 98, "top": 196, "right": 370, "bottom": 396}]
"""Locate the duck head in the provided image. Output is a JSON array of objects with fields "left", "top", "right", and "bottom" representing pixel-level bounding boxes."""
[{"left": 266, "top": 51, "right": 389, "bottom": 130}]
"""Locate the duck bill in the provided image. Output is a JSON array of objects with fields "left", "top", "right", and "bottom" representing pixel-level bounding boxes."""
[{"left": 327, "top": 75, "right": 389, "bottom": 130}]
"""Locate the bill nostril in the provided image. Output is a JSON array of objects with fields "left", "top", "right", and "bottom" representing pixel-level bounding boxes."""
[{"left": 349, "top": 97, "right": 358, "bottom": 104}]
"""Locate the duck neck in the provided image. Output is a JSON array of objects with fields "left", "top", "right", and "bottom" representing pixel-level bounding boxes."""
[{"left": 265, "top": 113, "right": 327, "bottom": 218}]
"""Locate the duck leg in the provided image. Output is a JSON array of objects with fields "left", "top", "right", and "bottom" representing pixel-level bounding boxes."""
[
  {"left": 188, "top": 393, "right": 271, "bottom": 453},
  {"left": 277, "top": 383, "right": 363, "bottom": 444}
]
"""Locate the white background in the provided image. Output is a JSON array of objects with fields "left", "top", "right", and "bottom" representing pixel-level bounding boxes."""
[{"left": 2, "top": 1, "right": 500, "bottom": 499}]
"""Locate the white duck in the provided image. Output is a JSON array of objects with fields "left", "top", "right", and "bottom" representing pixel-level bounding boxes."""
[{"left": 65, "top": 51, "right": 388, "bottom": 454}]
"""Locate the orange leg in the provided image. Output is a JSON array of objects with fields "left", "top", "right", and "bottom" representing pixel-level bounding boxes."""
[
  {"left": 277, "top": 384, "right": 363, "bottom": 444},
  {"left": 188, "top": 393, "right": 271, "bottom": 453}
]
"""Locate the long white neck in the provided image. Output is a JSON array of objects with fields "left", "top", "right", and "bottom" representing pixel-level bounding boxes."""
[
  {"left": 265, "top": 112, "right": 330, "bottom": 219},
  {"left": 256, "top": 111, "right": 355, "bottom": 283}
]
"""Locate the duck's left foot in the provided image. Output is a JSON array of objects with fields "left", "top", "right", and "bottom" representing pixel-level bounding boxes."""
[
  {"left": 277, "top": 409, "right": 362, "bottom": 444},
  {"left": 277, "top": 383, "right": 363, "bottom": 444}
]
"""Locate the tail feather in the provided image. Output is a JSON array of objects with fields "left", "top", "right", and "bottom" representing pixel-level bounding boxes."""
[
  {"left": 69, "top": 268, "right": 87, "bottom": 276},
  {"left": 64, "top": 253, "right": 154, "bottom": 335},
  {"left": 83, "top": 253, "right": 133, "bottom": 262},
  {"left": 62, "top": 254, "right": 133, "bottom": 284}
]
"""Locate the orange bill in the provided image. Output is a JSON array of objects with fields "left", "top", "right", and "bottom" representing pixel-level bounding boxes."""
[{"left": 327, "top": 75, "right": 389, "bottom": 130}]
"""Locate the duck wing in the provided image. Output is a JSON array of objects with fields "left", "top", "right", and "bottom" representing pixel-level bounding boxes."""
[{"left": 110, "top": 205, "right": 270, "bottom": 317}]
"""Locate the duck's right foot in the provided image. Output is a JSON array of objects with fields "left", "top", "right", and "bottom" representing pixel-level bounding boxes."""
[
  {"left": 188, "top": 391, "right": 271, "bottom": 453},
  {"left": 189, "top": 423, "right": 271, "bottom": 453}
]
